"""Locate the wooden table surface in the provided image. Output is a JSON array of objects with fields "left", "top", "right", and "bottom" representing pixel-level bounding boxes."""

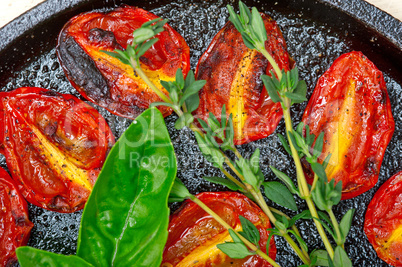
[{"left": 0, "top": 0, "right": 401, "bottom": 28}]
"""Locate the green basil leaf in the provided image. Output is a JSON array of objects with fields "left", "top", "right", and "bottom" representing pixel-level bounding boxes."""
[
  {"left": 77, "top": 108, "right": 176, "bottom": 267},
  {"left": 333, "top": 246, "right": 353, "bottom": 267},
  {"left": 203, "top": 176, "right": 242, "bottom": 191},
  {"left": 264, "top": 181, "right": 297, "bottom": 211},
  {"left": 340, "top": 209, "right": 355, "bottom": 242},
  {"left": 239, "top": 215, "right": 260, "bottom": 245},
  {"left": 311, "top": 249, "right": 330, "bottom": 267},
  {"left": 17, "top": 247, "right": 92, "bottom": 267}
]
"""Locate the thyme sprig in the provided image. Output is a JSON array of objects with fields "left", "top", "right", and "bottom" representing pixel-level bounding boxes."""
[{"left": 228, "top": 1, "right": 354, "bottom": 265}]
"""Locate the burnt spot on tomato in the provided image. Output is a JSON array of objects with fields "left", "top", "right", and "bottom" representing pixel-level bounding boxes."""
[
  {"left": 58, "top": 35, "right": 110, "bottom": 100},
  {"left": 88, "top": 28, "right": 123, "bottom": 50}
]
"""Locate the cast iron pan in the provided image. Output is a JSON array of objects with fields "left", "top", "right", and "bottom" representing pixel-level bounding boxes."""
[{"left": 0, "top": 0, "right": 401, "bottom": 266}]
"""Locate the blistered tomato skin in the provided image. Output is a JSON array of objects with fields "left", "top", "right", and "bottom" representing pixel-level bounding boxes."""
[
  {"left": 301, "top": 51, "right": 394, "bottom": 199},
  {"left": 365, "top": 171, "right": 402, "bottom": 266},
  {"left": 162, "top": 192, "right": 276, "bottom": 267},
  {"left": 0, "top": 87, "right": 115, "bottom": 213},
  {"left": 57, "top": 5, "right": 190, "bottom": 120},
  {"left": 195, "top": 14, "right": 290, "bottom": 145},
  {"left": 0, "top": 167, "right": 34, "bottom": 267}
]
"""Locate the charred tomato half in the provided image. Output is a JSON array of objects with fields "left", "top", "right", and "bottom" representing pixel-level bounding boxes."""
[
  {"left": 0, "top": 167, "right": 33, "bottom": 267},
  {"left": 57, "top": 5, "right": 190, "bottom": 119},
  {"left": 302, "top": 51, "right": 394, "bottom": 199},
  {"left": 0, "top": 87, "right": 115, "bottom": 213},
  {"left": 365, "top": 171, "right": 402, "bottom": 266},
  {"left": 162, "top": 192, "right": 276, "bottom": 266},
  {"left": 195, "top": 14, "right": 291, "bottom": 145}
]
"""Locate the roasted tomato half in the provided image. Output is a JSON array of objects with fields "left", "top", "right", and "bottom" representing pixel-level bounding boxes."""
[
  {"left": 162, "top": 192, "right": 276, "bottom": 266},
  {"left": 195, "top": 15, "right": 291, "bottom": 145},
  {"left": 0, "top": 87, "right": 115, "bottom": 213},
  {"left": 0, "top": 167, "right": 33, "bottom": 267},
  {"left": 301, "top": 51, "right": 394, "bottom": 199},
  {"left": 57, "top": 5, "right": 190, "bottom": 119},
  {"left": 365, "top": 171, "right": 402, "bottom": 266}
]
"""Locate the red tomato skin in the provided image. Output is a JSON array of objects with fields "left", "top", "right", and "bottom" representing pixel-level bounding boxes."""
[
  {"left": 57, "top": 5, "right": 190, "bottom": 120},
  {"left": 0, "top": 167, "right": 34, "bottom": 267},
  {"left": 302, "top": 51, "right": 394, "bottom": 199},
  {"left": 0, "top": 87, "right": 115, "bottom": 213},
  {"left": 365, "top": 171, "right": 402, "bottom": 266},
  {"left": 195, "top": 14, "right": 290, "bottom": 145},
  {"left": 162, "top": 192, "right": 276, "bottom": 266}
]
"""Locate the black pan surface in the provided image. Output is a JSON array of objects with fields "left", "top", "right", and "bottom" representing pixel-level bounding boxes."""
[{"left": 0, "top": 0, "right": 401, "bottom": 266}]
